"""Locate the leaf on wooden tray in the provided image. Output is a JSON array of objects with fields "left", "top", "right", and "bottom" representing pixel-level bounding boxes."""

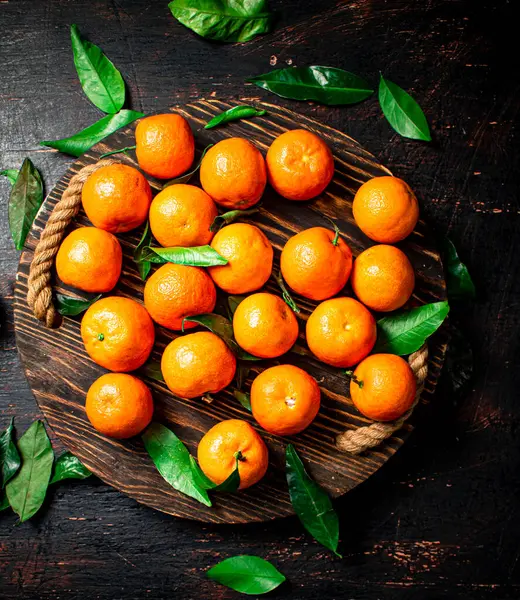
[
  {"left": 70, "top": 24, "right": 125, "bottom": 114},
  {"left": 40, "top": 110, "right": 143, "bottom": 157},
  {"left": 374, "top": 301, "right": 450, "bottom": 355},
  {"left": 286, "top": 444, "right": 341, "bottom": 557},
  {"left": 210, "top": 207, "right": 259, "bottom": 232},
  {"left": 439, "top": 237, "right": 476, "bottom": 302},
  {"left": 162, "top": 144, "right": 213, "bottom": 188},
  {"left": 0, "top": 418, "right": 21, "bottom": 487},
  {"left": 234, "top": 363, "right": 251, "bottom": 391},
  {"left": 205, "top": 105, "right": 266, "bottom": 129},
  {"left": 8, "top": 158, "right": 44, "bottom": 250},
  {"left": 139, "top": 361, "right": 165, "bottom": 383},
  {"left": 227, "top": 295, "right": 246, "bottom": 317},
  {"left": 233, "top": 389, "right": 252, "bottom": 412},
  {"left": 378, "top": 75, "right": 431, "bottom": 141},
  {"left": 133, "top": 221, "right": 153, "bottom": 280},
  {"left": 190, "top": 455, "right": 241, "bottom": 493},
  {"left": 56, "top": 293, "right": 102, "bottom": 317},
  {"left": 182, "top": 313, "right": 261, "bottom": 361},
  {"left": 50, "top": 452, "right": 91, "bottom": 484},
  {"left": 5, "top": 421, "right": 54, "bottom": 522},
  {"left": 169, "top": 0, "right": 273, "bottom": 43},
  {"left": 0, "top": 169, "right": 19, "bottom": 186},
  {"left": 249, "top": 66, "right": 374, "bottom": 105},
  {"left": 207, "top": 555, "right": 286, "bottom": 595},
  {"left": 142, "top": 423, "right": 212, "bottom": 507},
  {"left": 140, "top": 245, "right": 227, "bottom": 267}
]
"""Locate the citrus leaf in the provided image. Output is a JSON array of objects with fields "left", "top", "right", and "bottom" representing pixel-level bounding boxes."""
[
  {"left": 378, "top": 75, "right": 431, "bottom": 141},
  {"left": 374, "top": 301, "right": 450, "bottom": 355},
  {"left": 50, "top": 452, "right": 91, "bottom": 484},
  {"left": 5, "top": 421, "right": 54, "bottom": 522},
  {"left": 139, "top": 361, "right": 165, "bottom": 383},
  {"left": 40, "top": 110, "right": 143, "bottom": 157},
  {"left": 0, "top": 418, "right": 21, "bottom": 487},
  {"left": 183, "top": 313, "right": 261, "bottom": 361},
  {"left": 141, "top": 245, "right": 227, "bottom": 267},
  {"left": 439, "top": 237, "right": 476, "bottom": 302},
  {"left": 234, "top": 363, "right": 250, "bottom": 391},
  {"left": 227, "top": 295, "right": 246, "bottom": 317},
  {"left": 286, "top": 444, "right": 341, "bottom": 556},
  {"left": 70, "top": 24, "right": 125, "bottom": 113},
  {"left": 210, "top": 207, "right": 259, "bottom": 232},
  {"left": 0, "top": 493, "right": 9, "bottom": 511},
  {"left": 142, "top": 423, "right": 212, "bottom": 507},
  {"left": 56, "top": 293, "right": 102, "bottom": 317},
  {"left": 274, "top": 272, "right": 301, "bottom": 313},
  {"left": 162, "top": 144, "right": 213, "bottom": 188},
  {"left": 134, "top": 221, "right": 153, "bottom": 280},
  {"left": 208, "top": 555, "right": 286, "bottom": 595},
  {"left": 8, "top": 158, "right": 44, "bottom": 250},
  {"left": 233, "top": 389, "right": 252, "bottom": 412},
  {"left": 205, "top": 105, "right": 266, "bottom": 129},
  {"left": 249, "top": 66, "right": 373, "bottom": 105},
  {"left": 189, "top": 455, "right": 240, "bottom": 492},
  {"left": 169, "top": 0, "right": 273, "bottom": 43},
  {"left": 0, "top": 169, "right": 19, "bottom": 186}
]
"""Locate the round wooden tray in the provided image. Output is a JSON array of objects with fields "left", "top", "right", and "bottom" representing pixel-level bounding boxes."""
[{"left": 13, "top": 99, "right": 447, "bottom": 524}]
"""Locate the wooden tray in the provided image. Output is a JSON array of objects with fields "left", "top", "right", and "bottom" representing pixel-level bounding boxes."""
[{"left": 13, "top": 99, "right": 447, "bottom": 524}]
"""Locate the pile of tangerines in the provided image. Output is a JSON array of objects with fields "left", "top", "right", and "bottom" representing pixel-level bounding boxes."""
[{"left": 55, "top": 113, "right": 420, "bottom": 491}]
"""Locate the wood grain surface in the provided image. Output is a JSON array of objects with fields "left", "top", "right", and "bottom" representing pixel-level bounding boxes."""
[
  {"left": 1, "top": 0, "right": 519, "bottom": 598},
  {"left": 13, "top": 99, "right": 446, "bottom": 523}
]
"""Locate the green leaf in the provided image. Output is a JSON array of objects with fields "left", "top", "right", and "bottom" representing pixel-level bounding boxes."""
[
  {"left": 40, "top": 110, "right": 143, "bottom": 157},
  {"left": 249, "top": 66, "right": 374, "bottom": 105},
  {"left": 205, "top": 105, "right": 266, "bottom": 129},
  {"left": 208, "top": 555, "right": 286, "bottom": 595},
  {"left": 183, "top": 313, "right": 260, "bottom": 361},
  {"left": 169, "top": 0, "right": 272, "bottom": 43},
  {"left": 162, "top": 144, "right": 213, "bottom": 188},
  {"left": 5, "top": 421, "right": 54, "bottom": 522},
  {"left": 139, "top": 361, "right": 165, "bottom": 383},
  {"left": 210, "top": 207, "right": 259, "bottom": 232},
  {"left": 56, "top": 293, "right": 102, "bottom": 317},
  {"left": 439, "top": 237, "right": 476, "bottom": 302},
  {"left": 234, "top": 363, "right": 250, "bottom": 390},
  {"left": 0, "top": 169, "right": 19, "bottom": 186},
  {"left": 190, "top": 455, "right": 241, "bottom": 492},
  {"left": 0, "top": 418, "right": 21, "bottom": 487},
  {"left": 0, "top": 493, "right": 9, "bottom": 511},
  {"left": 233, "top": 389, "right": 252, "bottom": 412},
  {"left": 227, "top": 295, "right": 246, "bottom": 316},
  {"left": 70, "top": 24, "right": 125, "bottom": 114},
  {"left": 375, "top": 301, "right": 450, "bottom": 355},
  {"left": 142, "top": 423, "right": 212, "bottom": 507},
  {"left": 286, "top": 444, "right": 341, "bottom": 556},
  {"left": 50, "top": 452, "right": 91, "bottom": 484},
  {"left": 378, "top": 75, "right": 431, "bottom": 141},
  {"left": 8, "top": 158, "right": 44, "bottom": 250},
  {"left": 274, "top": 272, "right": 301, "bottom": 313},
  {"left": 134, "top": 221, "right": 153, "bottom": 280},
  {"left": 141, "top": 245, "right": 227, "bottom": 267}
]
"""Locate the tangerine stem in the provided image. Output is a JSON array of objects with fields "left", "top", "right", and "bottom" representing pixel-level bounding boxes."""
[
  {"left": 345, "top": 369, "right": 364, "bottom": 388},
  {"left": 322, "top": 214, "right": 341, "bottom": 246},
  {"left": 99, "top": 145, "right": 136, "bottom": 159},
  {"left": 234, "top": 450, "right": 246, "bottom": 462}
]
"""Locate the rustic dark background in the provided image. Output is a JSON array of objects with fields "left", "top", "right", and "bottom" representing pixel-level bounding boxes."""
[{"left": 1, "top": 0, "right": 519, "bottom": 598}]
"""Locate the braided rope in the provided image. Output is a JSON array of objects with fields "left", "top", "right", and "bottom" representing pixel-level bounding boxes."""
[
  {"left": 335, "top": 344, "right": 429, "bottom": 454},
  {"left": 27, "top": 159, "right": 116, "bottom": 327}
]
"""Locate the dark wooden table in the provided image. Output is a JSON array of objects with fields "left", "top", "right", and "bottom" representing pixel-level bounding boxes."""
[{"left": 1, "top": 1, "right": 519, "bottom": 598}]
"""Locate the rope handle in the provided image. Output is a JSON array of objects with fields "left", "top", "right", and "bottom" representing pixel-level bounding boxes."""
[
  {"left": 27, "top": 159, "right": 116, "bottom": 327},
  {"left": 335, "top": 343, "right": 429, "bottom": 454}
]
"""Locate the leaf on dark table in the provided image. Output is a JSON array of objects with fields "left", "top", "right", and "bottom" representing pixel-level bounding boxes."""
[
  {"left": 249, "top": 66, "right": 374, "bottom": 105},
  {"left": 286, "top": 444, "right": 341, "bottom": 556},
  {"left": 162, "top": 144, "right": 213, "bottom": 188},
  {"left": 142, "top": 423, "right": 212, "bottom": 507},
  {"left": 439, "top": 237, "right": 476, "bottom": 302},
  {"left": 0, "top": 169, "right": 19, "bottom": 186},
  {"left": 40, "top": 110, "right": 144, "bottom": 157},
  {"left": 233, "top": 389, "right": 252, "bottom": 412},
  {"left": 50, "top": 452, "right": 91, "bottom": 484},
  {"left": 378, "top": 75, "right": 431, "bottom": 141},
  {"left": 274, "top": 272, "right": 301, "bottom": 314},
  {"left": 8, "top": 158, "right": 44, "bottom": 250},
  {"left": 5, "top": 421, "right": 54, "bottom": 522},
  {"left": 374, "top": 301, "right": 450, "bottom": 355},
  {"left": 56, "top": 293, "right": 102, "bottom": 317},
  {"left": 207, "top": 555, "right": 286, "bottom": 595},
  {"left": 169, "top": 0, "right": 273, "bottom": 43},
  {"left": 234, "top": 363, "right": 251, "bottom": 391},
  {"left": 134, "top": 221, "right": 153, "bottom": 280},
  {"left": 70, "top": 24, "right": 125, "bottom": 114},
  {"left": 139, "top": 361, "right": 165, "bottom": 383},
  {"left": 140, "top": 245, "right": 227, "bottom": 267},
  {"left": 227, "top": 295, "right": 246, "bottom": 317},
  {"left": 0, "top": 418, "right": 21, "bottom": 487},
  {"left": 205, "top": 105, "right": 266, "bottom": 129},
  {"left": 210, "top": 207, "right": 259, "bottom": 232}
]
